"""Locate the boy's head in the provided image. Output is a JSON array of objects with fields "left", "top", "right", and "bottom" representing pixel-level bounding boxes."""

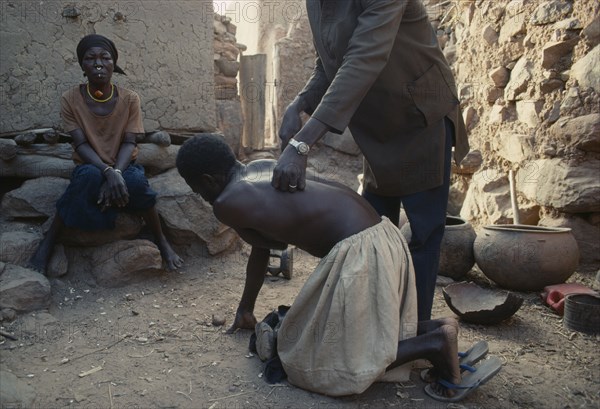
[{"left": 176, "top": 133, "right": 237, "bottom": 203}]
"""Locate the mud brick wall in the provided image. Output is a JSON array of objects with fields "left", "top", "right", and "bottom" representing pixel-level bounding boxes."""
[{"left": 0, "top": 1, "right": 217, "bottom": 133}]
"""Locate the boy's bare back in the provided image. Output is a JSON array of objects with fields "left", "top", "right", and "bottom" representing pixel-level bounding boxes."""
[{"left": 213, "top": 160, "right": 381, "bottom": 258}]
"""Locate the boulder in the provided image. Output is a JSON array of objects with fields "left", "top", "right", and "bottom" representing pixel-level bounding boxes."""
[
  {"left": 570, "top": 45, "right": 600, "bottom": 92},
  {"left": 505, "top": 57, "right": 533, "bottom": 101},
  {"left": 0, "top": 370, "right": 36, "bottom": 409},
  {"left": 59, "top": 213, "right": 144, "bottom": 247},
  {"left": 539, "top": 215, "right": 600, "bottom": 267},
  {"left": 0, "top": 177, "right": 69, "bottom": 219},
  {"left": 0, "top": 138, "right": 17, "bottom": 160},
  {"left": 549, "top": 114, "right": 600, "bottom": 153},
  {"left": 481, "top": 24, "right": 499, "bottom": 45},
  {"left": 541, "top": 39, "right": 579, "bottom": 69},
  {"left": 0, "top": 231, "right": 42, "bottom": 265},
  {"left": 582, "top": 15, "right": 600, "bottom": 47},
  {"left": 144, "top": 131, "right": 171, "bottom": 147},
  {"left": 452, "top": 150, "right": 483, "bottom": 175},
  {"left": 516, "top": 100, "right": 543, "bottom": 128},
  {"left": 88, "top": 240, "right": 163, "bottom": 287},
  {"left": 530, "top": 0, "right": 573, "bottom": 26},
  {"left": 494, "top": 132, "right": 533, "bottom": 163},
  {"left": 150, "top": 169, "right": 240, "bottom": 255},
  {"left": 460, "top": 168, "right": 512, "bottom": 226},
  {"left": 136, "top": 143, "right": 179, "bottom": 175},
  {"left": 489, "top": 67, "right": 510, "bottom": 88},
  {"left": 0, "top": 263, "right": 51, "bottom": 312},
  {"left": 519, "top": 159, "right": 600, "bottom": 213},
  {"left": 499, "top": 15, "right": 526, "bottom": 42},
  {"left": 0, "top": 152, "right": 74, "bottom": 179}
]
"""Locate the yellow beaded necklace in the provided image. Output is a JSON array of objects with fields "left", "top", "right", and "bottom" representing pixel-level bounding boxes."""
[{"left": 87, "top": 83, "right": 114, "bottom": 103}]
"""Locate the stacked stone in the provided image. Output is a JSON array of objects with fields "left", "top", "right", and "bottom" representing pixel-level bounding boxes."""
[
  {"left": 213, "top": 14, "right": 246, "bottom": 100},
  {"left": 430, "top": 0, "right": 599, "bottom": 267},
  {"left": 213, "top": 13, "right": 245, "bottom": 157}
]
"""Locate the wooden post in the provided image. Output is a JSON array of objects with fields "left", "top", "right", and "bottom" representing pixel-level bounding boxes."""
[
  {"left": 509, "top": 170, "right": 521, "bottom": 225},
  {"left": 239, "top": 54, "right": 266, "bottom": 151}
]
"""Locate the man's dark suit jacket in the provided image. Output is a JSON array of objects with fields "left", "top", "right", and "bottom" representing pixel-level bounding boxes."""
[{"left": 299, "top": 0, "right": 469, "bottom": 196}]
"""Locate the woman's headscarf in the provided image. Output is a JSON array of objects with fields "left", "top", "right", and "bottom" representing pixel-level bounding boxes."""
[{"left": 76, "top": 34, "right": 126, "bottom": 75}]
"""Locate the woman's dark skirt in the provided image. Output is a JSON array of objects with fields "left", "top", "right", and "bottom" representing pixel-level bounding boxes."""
[{"left": 56, "top": 163, "right": 157, "bottom": 230}]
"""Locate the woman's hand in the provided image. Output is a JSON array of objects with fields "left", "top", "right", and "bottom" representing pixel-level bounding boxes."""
[{"left": 101, "top": 168, "right": 129, "bottom": 209}]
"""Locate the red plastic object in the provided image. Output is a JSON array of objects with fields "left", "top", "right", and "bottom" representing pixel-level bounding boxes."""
[{"left": 540, "top": 283, "right": 598, "bottom": 315}]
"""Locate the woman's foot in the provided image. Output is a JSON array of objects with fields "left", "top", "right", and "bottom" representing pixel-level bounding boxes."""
[{"left": 157, "top": 237, "right": 183, "bottom": 270}]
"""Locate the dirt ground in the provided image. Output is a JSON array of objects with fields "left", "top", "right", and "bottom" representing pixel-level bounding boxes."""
[{"left": 1, "top": 146, "right": 599, "bottom": 409}]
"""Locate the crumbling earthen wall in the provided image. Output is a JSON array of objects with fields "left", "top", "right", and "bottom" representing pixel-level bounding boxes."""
[
  {"left": 0, "top": 1, "right": 217, "bottom": 134},
  {"left": 444, "top": 0, "right": 599, "bottom": 266}
]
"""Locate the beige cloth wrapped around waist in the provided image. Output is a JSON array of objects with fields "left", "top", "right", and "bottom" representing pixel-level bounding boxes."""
[{"left": 277, "top": 217, "right": 418, "bottom": 396}]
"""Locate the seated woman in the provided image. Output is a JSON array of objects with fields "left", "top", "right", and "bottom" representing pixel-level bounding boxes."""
[{"left": 30, "top": 34, "right": 183, "bottom": 273}]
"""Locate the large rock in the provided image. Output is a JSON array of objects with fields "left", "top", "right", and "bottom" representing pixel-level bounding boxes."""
[
  {"left": 59, "top": 213, "right": 144, "bottom": 247},
  {"left": 0, "top": 263, "right": 51, "bottom": 312},
  {"left": 541, "top": 39, "right": 579, "bottom": 69},
  {"left": 0, "top": 370, "right": 36, "bottom": 408},
  {"left": 0, "top": 138, "right": 18, "bottom": 160},
  {"left": 460, "top": 168, "right": 512, "bottom": 226},
  {"left": 530, "top": 0, "right": 572, "bottom": 25},
  {"left": 494, "top": 132, "right": 533, "bottom": 163},
  {"left": 1, "top": 177, "right": 69, "bottom": 219},
  {"left": 0, "top": 231, "right": 42, "bottom": 265},
  {"left": 516, "top": 100, "right": 543, "bottom": 128},
  {"left": 150, "top": 169, "right": 240, "bottom": 255},
  {"left": 582, "top": 15, "right": 600, "bottom": 47},
  {"left": 519, "top": 159, "right": 600, "bottom": 213},
  {"left": 88, "top": 240, "right": 163, "bottom": 287},
  {"left": 539, "top": 215, "right": 600, "bottom": 267},
  {"left": 0, "top": 155, "right": 74, "bottom": 178},
  {"left": 549, "top": 114, "right": 600, "bottom": 153},
  {"left": 136, "top": 143, "right": 179, "bottom": 175},
  {"left": 499, "top": 15, "right": 526, "bottom": 43},
  {"left": 570, "top": 45, "right": 600, "bottom": 91},
  {"left": 505, "top": 57, "right": 533, "bottom": 101},
  {"left": 452, "top": 150, "right": 483, "bottom": 175}
]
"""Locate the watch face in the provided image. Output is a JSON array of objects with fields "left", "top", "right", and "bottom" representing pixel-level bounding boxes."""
[{"left": 298, "top": 143, "right": 310, "bottom": 154}]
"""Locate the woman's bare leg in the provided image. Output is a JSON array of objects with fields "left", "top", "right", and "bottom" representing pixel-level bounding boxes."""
[
  {"left": 29, "top": 215, "right": 64, "bottom": 275},
  {"left": 141, "top": 207, "right": 183, "bottom": 270}
]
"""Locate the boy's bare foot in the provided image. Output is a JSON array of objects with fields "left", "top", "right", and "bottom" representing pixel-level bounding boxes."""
[
  {"left": 427, "top": 324, "right": 461, "bottom": 398},
  {"left": 157, "top": 237, "right": 183, "bottom": 270},
  {"left": 226, "top": 310, "right": 257, "bottom": 334}
]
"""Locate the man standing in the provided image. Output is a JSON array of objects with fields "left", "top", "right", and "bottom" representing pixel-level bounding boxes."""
[{"left": 271, "top": 0, "right": 469, "bottom": 321}]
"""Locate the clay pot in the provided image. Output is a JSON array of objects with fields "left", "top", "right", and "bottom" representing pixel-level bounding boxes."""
[
  {"left": 474, "top": 225, "right": 580, "bottom": 291},
  {"left": 400, "top": 216, "right": 476, "bottom": 280},
  {"left": 439, "top": 216, "right": 477, "bottom": 280},
  {"left": 442, "top": 282, "right": 523, "bottom": 324}
]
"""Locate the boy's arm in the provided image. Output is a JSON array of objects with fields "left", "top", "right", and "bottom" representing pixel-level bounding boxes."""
[{"left": 227, "top": 245, "right": 270, "bottom": 334}]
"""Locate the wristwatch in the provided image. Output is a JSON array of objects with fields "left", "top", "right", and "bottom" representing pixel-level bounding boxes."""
[{"left": 288, "top": 138, "right": 310, "bottom": 156}]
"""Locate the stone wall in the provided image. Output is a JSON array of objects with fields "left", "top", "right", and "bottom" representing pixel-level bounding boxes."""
[
  {"left": 0, "top": 1, "right": 216, "bottom": 134},
  {"left": 443, "top": 0, "right": 599, "bottom": 266}
]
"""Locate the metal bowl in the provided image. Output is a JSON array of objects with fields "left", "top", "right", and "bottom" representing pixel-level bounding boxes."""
[{"left": 442, "top": 282, "right": 524, "bottom": 324}]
